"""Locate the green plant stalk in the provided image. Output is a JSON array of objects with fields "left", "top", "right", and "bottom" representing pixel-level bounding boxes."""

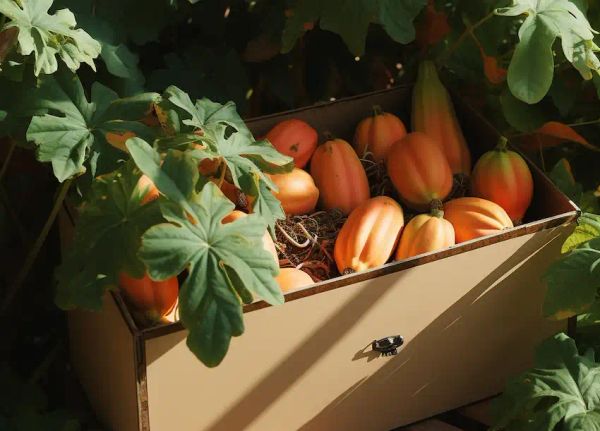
[
  {"left": 439, "top": 10, "right": 496, "bottom": 65},
  {"left": 0, "top": 137, "right": 16, "bottom": 183},
  {"left": 0, "top": 179, "right": 72, "bottom": 316}
]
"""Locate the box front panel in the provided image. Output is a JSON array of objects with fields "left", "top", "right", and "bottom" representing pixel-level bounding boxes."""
[{"left": 144, "top": 225, "right": 570, "bottom": 431}]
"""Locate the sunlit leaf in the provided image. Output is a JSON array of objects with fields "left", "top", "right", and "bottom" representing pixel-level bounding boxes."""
[
  {"left": 496, "top": 0, "right": 600, "bottom": 103},
  {"left": 562, "top": 213, "right": 600, "bottom": 254},
  {"left": 26, "top": 71, "right": 159, "bottom": 181},
  {"left": 0, "top": 0, "right": 101, "bottom": 76},
  {"left": 543, "top": 237, "right": 600, "bottom": 320}
]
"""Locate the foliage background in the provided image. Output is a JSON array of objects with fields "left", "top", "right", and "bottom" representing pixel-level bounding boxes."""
[{"left": 0, "top": 0, "right": 599, "bottom": 429}]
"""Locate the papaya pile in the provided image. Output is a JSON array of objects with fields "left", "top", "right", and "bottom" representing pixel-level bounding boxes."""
[{"left": 124, "top": 61, "right": 534, "bottom": 307}]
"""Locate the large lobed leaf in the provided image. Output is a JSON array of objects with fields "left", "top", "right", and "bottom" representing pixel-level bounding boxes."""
[
  {"left": 496, "top": 0, "right": 600, "bottom": 104},
  {"left": 26, "top": 71, "right": 159, "bottom": 182},
  {"left": 281, "top": 0, "right": 427, "bottom": 56},
  {"left": 157, "top": 86, "right": 293, "bottom": 232},
  {"left": 56, "top": 161, "right": 163, "bottom": 310},
  {"left": 492, "top": 333, "right": 600, "bottom": 431},
  {"left": 126, "top": 138, "right": 283, "bottom": 367},
  {"left": 543, "top": 236, "right": 600, "bottom": 320},
  {"left": 0, "top": 0, "right": 101, "bottom": 76}
]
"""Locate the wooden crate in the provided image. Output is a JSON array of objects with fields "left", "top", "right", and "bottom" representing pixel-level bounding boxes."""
[{"left": 64, "top": 86, "right": 578, "bottom": 431}]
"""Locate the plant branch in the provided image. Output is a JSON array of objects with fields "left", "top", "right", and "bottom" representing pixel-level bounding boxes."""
[
  {"left": 0, "top": 179, "right": 72, "bottom": 316},
  {"left": 439, "top": 10, "right": 496, "bottom": 65}
]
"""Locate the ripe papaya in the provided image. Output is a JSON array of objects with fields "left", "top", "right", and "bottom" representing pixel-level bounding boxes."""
[
  {"left": 118, "top": 272, "right": 179, "bottom": 323},
  {"left": 334, "top": 196, "right": 404, "bottom": 273},
  {"left": 412, "top": 60, "right": 471, "bottom": 175},
  {"left": 396, "top": 202, "right": 455, "bottom": 259},
  {"left": 269, "top": 168, "right": 319, "bottom": 215},
  {"left": 386, "top": 132, "right": 453, "bottom": 211},
  {"left": 276, "top": 268, "right": 314, "bottom": 292},
  {"left": 443, "top": 197, "right": 513, "bottom": 243},
  {"left": 471, "top": 137, "right": 533, "bottom": 223},
  {"left": 310, "top": 138, "right": 370, "bottom": 215},
  {"left": 265, "top": 119, "right": 318, "bottom": 169},
  {"left": 353, "top": 105, "right": 406, "bottom": 161}
]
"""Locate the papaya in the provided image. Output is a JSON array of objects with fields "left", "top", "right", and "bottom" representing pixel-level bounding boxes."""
[
  {"left": 395, "top": 201, "right": 455, "bottom": 259},
  {"left": 471, "top": 137, "right": 533, "bottom": 223},
  {"left": 118, "top": 272, "right": 179, "bottom": 323},
  {"left": 353, "top": 105, "right": 406, "bottom": 161},
  {"left": 412, "top": 60, "right": 471, "bottom": 175},
  {"left": 310, "top": 138, "right": 370, "bottom": 215},
  {"left": 334, "top": 196, "right": 404, "bottom": 273},
  {"left": 269, "top": 168, "right": 319, "bottom": 215},
  {"left": 386, "top": 132, "right": 453, "bottom": 211},
  {"left": 443, "top": 197, "right": 513, "bottom": 243},
  {"left": 276, "top": 268, "right": 314, "bottom": 292},
  {"left": 265, "top": 119, "right": 318, "bottom": 169}
]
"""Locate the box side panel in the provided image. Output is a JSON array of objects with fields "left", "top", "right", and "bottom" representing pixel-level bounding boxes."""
[
  {"left": 69, "top": 294, "right": 140, "bottom": 431},
  {"left": 144, "top": 225, "right": 570, "bottom": 431}
]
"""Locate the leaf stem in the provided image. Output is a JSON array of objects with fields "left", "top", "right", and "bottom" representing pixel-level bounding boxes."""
[
  {"left": 0, "top": 137, "right": 16, "bottom": 183},
  {"left": 567, "top": 118, "right": 600, "bottom": 128},
  {"left": 0, "top": 179, "right": 72, "bottom": 316},
  {"left": 439, "top": 10, "right": 496, "bottom": 65}
]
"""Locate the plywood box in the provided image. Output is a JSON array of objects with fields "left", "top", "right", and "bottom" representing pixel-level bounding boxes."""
[{"left": 64, "top": 86, "right": 578, "bottom": 431}]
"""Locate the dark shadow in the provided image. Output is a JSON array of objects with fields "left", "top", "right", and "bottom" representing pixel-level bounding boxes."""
[{"left": 352, "top": 343, "right": 381, "bottom": 362}]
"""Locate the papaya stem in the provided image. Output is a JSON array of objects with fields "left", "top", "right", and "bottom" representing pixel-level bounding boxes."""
[
  {"left": 496, "top": 136, "right": 509, "bottom": 151},
  {"left": 372, "top": 105, "right": 383, "bottom": 116},
  {"left": 322, "top": 131, "right": 335, "bottom": 141},
  {"left": 430, "top": 199, "right": 444, "bottom": 217},
  {"left": 0, "top": 179, "right": 72, "bottom": 316}
]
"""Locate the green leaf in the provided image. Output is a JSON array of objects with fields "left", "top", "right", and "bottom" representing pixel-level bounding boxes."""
[
  {"left": 500, "top": 89, "right": 546, "bottom": 132},
  {"left": 496, "top": 0, "right": 600, "bottom": 104},
  {"left": 378, "top": 0, "right": 427, "bottom": 45},
  {"left": 74, "top": 13, "right": 145, "bottom": 89},
  {"left": 281, "top": 0, "right": 426, "bottom": 56},
  {"left": 189, "top": 126, "right": 293, "bottom": 231},
  {"left": 562, "top": 213, "right": 600, "bottom": 253},
  {"left": 492, "top": 333, "right": 600, "bottom": 431},
  {"left": 0, "top": 0, "right": 101, "bottom": 76},
  {"left": 26, "top": 71, "right": 159, "bottom": 181},
  {"left": 127, "top": 140, "right": 282, "bottom": 366},
  {"left": 56, "top": 161, "right": 163, "bottom": 311},
  {"left": 543, "top": 237, "right": 600, "bottom": 320},
  {"left": 156, "top": 87, "right": 293, "bottom": 231},
  {"left": 159, "top": 85, "right": 250, "bottom": 137}
]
